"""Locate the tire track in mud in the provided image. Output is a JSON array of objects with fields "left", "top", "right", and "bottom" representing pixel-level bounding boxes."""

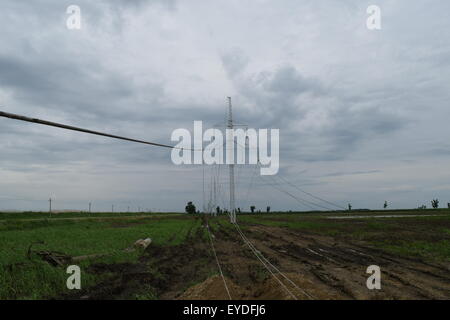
[
  {"left": 238, "top": 222, "right": 450, "bottom": 300},
  {"left": 212, "top": 221, "right": 323, "bottom": 299},
  {"left": 212, "top": 221, "right": 273, "bottom": 297}
]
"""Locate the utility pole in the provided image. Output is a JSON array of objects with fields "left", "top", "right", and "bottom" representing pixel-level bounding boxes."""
[
  {"left": 227, "top": 97, "right": 236, "bottom": 224},
  {"left": 89, "top": 202, "right": 91, "bottom": 213},
  {"left": 49, "top": 198, "right": 52, "bottom": 215},
  {"left": 112, "top": 204, "right": 114, "bottom": 213}
]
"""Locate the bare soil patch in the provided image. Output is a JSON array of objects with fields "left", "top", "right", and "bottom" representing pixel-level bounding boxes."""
[{"left": 61, "top": 219, "right": 450, "bottom": 300}]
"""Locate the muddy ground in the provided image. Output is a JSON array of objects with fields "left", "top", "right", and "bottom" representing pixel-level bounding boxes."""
[{"left": 64, "top": 219, "right": 450, "bottom": 300}]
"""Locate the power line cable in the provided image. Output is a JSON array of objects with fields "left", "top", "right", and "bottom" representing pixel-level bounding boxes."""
[
  {"left": 268, "top": 174, "right": 335, "bottom": 211},
  {"left": 259, "top": 175, "right": 319, "bottom": 211},
  {"left": 249, "top": 160, "right": 335, "bottom": 211},
  {"left": 206, "top": 222, "right": 232, "bottom": 300},
  {"left": 0, "top": 110, "right": 198, "bottom": 151},
  {"left": 232, "top": 222, "right": 298, "bottom": 300},
  {"left": 276, "top": 175, "right": 346, "bottom": 210},
  {"left": 234, "top": 223, "right": 315, "bottom": 299},
  {"left": 232, "top": 140, "right": 343, "bottom": 211}
]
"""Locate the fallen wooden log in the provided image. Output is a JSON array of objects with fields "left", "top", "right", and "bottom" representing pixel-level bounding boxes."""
[{"left": 26, "top": 238, "right": 152, "bottom": 267}]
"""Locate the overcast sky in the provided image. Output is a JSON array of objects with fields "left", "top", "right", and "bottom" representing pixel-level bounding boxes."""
[{"left": 1, "top": 0, "right": 449, "bottom": 212}]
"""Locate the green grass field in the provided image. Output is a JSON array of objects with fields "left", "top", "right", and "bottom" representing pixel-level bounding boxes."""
[
  {"left": 0, "top": 211, "right": 180, "bottom": 220},
  {"left": 0, "top": 213, "right": 199, "bottom": 299},
  {"left": 1, "top": 209, "right": 449, "bottom": 299}
]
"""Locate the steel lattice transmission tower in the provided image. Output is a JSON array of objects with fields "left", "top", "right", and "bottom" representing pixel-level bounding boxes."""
[{"left": 227, "top": 97, "right": 236, "bottom": 224}]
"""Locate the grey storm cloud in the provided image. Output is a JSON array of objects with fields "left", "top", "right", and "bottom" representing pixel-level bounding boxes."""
[
  {"left": 221, "top": 54, "right": 405, "bottom": 162},
  {"left": 263, "top": 66, "right": 324, "bottom": 96},
  {"left": 1, "top": 0, "right": 450, "bottom": 212}
]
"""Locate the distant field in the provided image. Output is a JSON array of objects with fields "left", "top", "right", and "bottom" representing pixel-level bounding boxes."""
[
  {"left": 239, "top": 211, "right": 450, "bottom": 263},
  {"left": 0, "top": 211, "right": 181, "bottom": 220},
  {"left": 0, "top": 209, "right": 449, "bottom": 300}
]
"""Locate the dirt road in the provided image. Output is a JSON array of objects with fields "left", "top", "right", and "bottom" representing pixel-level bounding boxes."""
[{"left": 221, "top": 224, "right": 450, "bottom": 299}]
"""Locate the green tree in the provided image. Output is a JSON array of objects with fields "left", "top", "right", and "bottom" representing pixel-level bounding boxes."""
[
  {"left": 250, "top": 206, "right": 256, "bottom": 213},
  {"left": 431, "top": 199, "right": 439, "bottom": 209},
  {"left": 185, "top": 201, "right": 196, "bottom": 214}
]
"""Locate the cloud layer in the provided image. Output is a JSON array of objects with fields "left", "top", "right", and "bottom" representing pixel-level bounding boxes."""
[{"left": 1, "top": 0, "right": 450, "bottom": 211}]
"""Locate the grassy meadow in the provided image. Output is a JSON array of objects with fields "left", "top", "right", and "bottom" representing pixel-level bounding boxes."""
[{"left": 0, "top": 212, "right": 199, "bottom": 299}]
